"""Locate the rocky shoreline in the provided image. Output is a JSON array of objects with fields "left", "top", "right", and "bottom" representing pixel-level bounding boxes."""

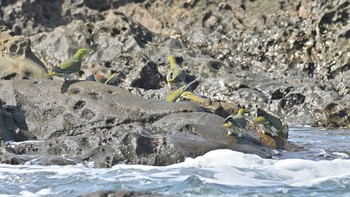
[{"left": 0, "top": 0, "right": 349, "bottom": 168}]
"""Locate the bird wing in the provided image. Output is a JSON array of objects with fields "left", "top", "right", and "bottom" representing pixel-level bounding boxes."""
[
  {"left": 225, "top": 115, "right": 246, "bottom": 128},
  {"left": 57, "top": 58, "right": 81, "bottom": 72},
  {"left": 257, "top": 108, "right": 282, "bottom": 130}
]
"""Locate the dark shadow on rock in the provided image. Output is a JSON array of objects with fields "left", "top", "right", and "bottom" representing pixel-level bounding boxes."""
[
  {"left": 60, "top": 80, "right": 81, "bottom": 94},
  {"left": 1, "top": 104, "right": 33, "bottom": 142},
  {"left": 131, "top": 61, "right": 162, "bottom": 89}
]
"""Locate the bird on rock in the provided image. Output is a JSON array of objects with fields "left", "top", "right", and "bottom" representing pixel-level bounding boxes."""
[
  {"left": 180, "top": 91, "right": 206, "bottom": 103},
  {"left": 166, "top": 55, "right": 186, "bottom": 89},
  {"left": 223, "top": 108, "right": 247, "bottom": 137},
  {"left": 45, "top": 48, "right": 88, "bottom": 80},
  {"left": 88, "top": 73, "right": 108, "bottom": 83},
  {"left": 165, "top": 79, "right": 198, "bottom": 102},
  {"left": 253, "top": 108, "right": 288, "bottom": 140},
  {"left": 86, "top": 73, "right": 119, "bottom": 86}
]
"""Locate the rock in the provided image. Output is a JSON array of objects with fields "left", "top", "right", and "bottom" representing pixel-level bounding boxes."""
[
  {"left": 81, "top": 190, "right": 166, "bottom": 197},
  {"left": 153, "top": 112, "right": 273, "bottom": 158},
  {"left": 313, "top": 99, "right": 350, "bottom": 128},
  {"left": 30, "top": 11, "right": 153, "bottom": 81},
  {"left": 0, "top": 26, "right": 47, "bottom": 80},
  {"left": 0, "top": 80, "right": 202, "bottom": 140},
  {"left": 0, "top": 98, "right": 34, "bottom": 142},
  {"left": 0, "top": 80, "right": 274, "bottom": 167},
  {"left": 0, "top": 0, "right": 349, "bottom": 167}
]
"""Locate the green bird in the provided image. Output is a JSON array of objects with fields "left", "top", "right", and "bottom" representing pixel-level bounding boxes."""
[
  {"left": 165, "top": 85, "right": 187, "bottom": 102},
  {"left": 180, "top": 91, "right": 206, "bottom": 103},
  {"left": 166, "top": 55, "right": 186, "bottom": 89},
  {"left": 89, "top": 73, "right": 108, "bottom": 83},
  {"left": 223, "top": 108, "right": 247, "bottom": 136},
  {"left": 253, "top": 108, "right": 288, "bottom": 140},
  {"left": 104, "top": 73, "right": 119, "bottom": 85},
  {"left": 165, "top": 79, "right": 198, "bottom": 102},
  {"left": 91, "top": 73, "right": 119, "bottom": 85},
  {"left": 45, "top": 48, "right": 88, "bottom": 80}
]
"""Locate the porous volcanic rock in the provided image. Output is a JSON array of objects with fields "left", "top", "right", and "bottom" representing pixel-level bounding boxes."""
[
  {"left": 0, "top": 26, "right": 47, "bottom": 80},
  {"left": 0, "top": 80, "right": 274, "bottom": 167}
]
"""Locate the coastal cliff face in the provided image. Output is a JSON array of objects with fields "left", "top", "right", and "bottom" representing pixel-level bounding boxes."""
[{"left": 0, "top": 0, "right": 349, "bottom": 167}]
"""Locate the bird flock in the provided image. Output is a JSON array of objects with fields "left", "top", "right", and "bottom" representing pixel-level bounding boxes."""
[{"left": 45, "top": 48, "right": 288, "bottom": 140}]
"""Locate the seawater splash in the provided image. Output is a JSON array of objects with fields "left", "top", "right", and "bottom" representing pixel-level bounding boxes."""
[
  {"left": 1, "top": 150, "right": 350, "bottom": 196},
  {"left": 1, "top": 127, "right": 350, "bottom": 196}
]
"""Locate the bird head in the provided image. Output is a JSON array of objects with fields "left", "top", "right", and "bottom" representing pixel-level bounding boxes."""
[
  {"left": 75, "top": 48, "right": 88, "bottom": 59},
  {"left": 237, "top": 108, "right": 245, "bottom": 115},
  {"left": 253, "top": 116, "right": 267, "bottom": 124}
]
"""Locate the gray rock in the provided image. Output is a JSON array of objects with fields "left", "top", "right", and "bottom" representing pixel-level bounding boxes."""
[
  {"left": 0, "top": 80, "right": 274, "bottom": 167},
  {"left": 0, "top": 26, "right": 47, "bottom": 80},
  {"left": 1, "top": 0, "right": 350, "bottom": 167}
]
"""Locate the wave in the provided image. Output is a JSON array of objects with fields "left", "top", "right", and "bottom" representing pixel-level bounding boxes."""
[{"left": 1, "top": 149, "right": 350, "bottom": 196}]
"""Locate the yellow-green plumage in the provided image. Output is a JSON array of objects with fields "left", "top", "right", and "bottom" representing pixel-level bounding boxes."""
[
  {"left": 165, "top": 79, "right": 198, "bottom": 102},
  {"left": 166, "top": 55, "right": 186, "bottom": 86},
  {"left": 180, "top": 91, "right": 206, "bottom": 103},
  {"left": 165, "top": 85, "right": 186, "bottom": 102},
  {"left": 223, "top": 108, "right": 247, "bottom": 129},
  {"left": 253, "top": 108, "right": 288, "bottom": 139},
  {"left": 45, "top": 48, "right": 88, "bottom": 78}
]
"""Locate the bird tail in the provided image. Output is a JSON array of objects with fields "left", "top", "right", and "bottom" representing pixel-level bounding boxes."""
[
  {"left": 45, "top": 71, "right": 57, "bottom": 77},
  {"left": 105, "top": 73, "right": 119, "bottom": 85}
]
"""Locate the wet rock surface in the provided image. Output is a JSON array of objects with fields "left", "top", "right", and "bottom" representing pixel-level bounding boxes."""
[
  {"left": 80, "top": 190, "right": 166, "bottom": 197},
  {"left": 0, "top": 0, "right": 349, "bottom": 167}
]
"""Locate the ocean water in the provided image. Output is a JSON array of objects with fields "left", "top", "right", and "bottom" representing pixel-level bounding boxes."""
[{"left": 1, "top": 126, "right": 350, "bottom": 197}]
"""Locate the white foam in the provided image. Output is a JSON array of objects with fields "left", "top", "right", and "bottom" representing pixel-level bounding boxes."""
[
  {"left": 332, "top": 152, "right": 349, "bottom": 159},
  {"left": 1, "top": 149, "right": 350, "bottom": 196},
  {"left": 160, "top": 149, "right": 350, "bottom": 188}
]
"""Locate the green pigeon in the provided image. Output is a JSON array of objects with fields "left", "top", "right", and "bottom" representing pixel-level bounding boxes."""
[
  {"left": 165, "top": 79, "right": 198, "bottom": 102},
  {"left": 165, "top": 85, "right": 187, "bottom": 102},
  {"left": 86, "top": 73, "right": 119, "bottom": 86},
  {"left": 223, "top": 108, "right": 247, "bottom": 136},
  {"left": 45, "top": 48, "right": 88, "bottom": 79},
  {"left": 91, "top": 73, "right": 108, "bottom": 83},
  {"left": 180, "top": 91, "right": 206, "bottom": 103},
  {"left": 253, "top": 108, "right": 288, "bottom": 140},
  {"left": 166, "top": 55, "right": 186, "bottom": 89}
]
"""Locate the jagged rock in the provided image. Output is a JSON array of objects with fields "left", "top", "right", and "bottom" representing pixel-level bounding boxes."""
[
  {"left": 313, "top": 99, "right": 350, "bottom": 128},
  {"left": 0, "top": 98, "right": 33, "bottom": 142},
  {"left": 0, "top": 26, "right": 47, "bottom": 80}
]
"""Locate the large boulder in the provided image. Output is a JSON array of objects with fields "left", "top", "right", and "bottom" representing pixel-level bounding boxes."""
[{"left": 0, "top": 80, "right": 274, "bottom": 167}]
